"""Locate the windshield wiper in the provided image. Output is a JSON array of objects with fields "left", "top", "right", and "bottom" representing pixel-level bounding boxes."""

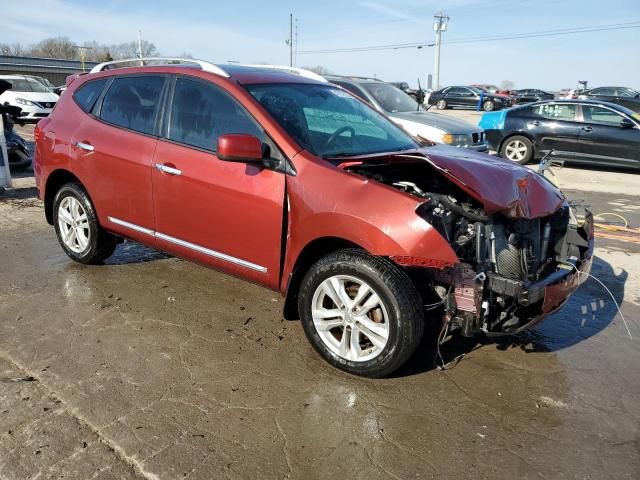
[{"left": 321, "top": 152, "right": 358, "bottom": 159}]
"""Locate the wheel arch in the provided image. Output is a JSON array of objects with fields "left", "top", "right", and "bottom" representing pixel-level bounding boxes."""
[
  {"left": 282, "top": 236, "right": 362, "bottom": 320},
  {"left": 44, "top": 169, "right": 84, "bottom": 225}
]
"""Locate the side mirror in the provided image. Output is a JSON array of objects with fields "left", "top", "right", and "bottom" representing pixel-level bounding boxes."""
[
  {"left": 620, "top": 118, "right": 634, "bottom": 129},
  {"left": 217, "top": 134, "right": 263, "bottom": 162}
]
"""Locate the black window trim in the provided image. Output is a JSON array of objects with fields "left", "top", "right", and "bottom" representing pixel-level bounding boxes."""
[
  {"left": 90, "top": 73, "right": 170, "bottom": 139},
  {"left": 72, "top": 78, "right": 110, "bottom": 113},
  {"left": 159, "top": 73, "right": 293, "bottom": 174}
]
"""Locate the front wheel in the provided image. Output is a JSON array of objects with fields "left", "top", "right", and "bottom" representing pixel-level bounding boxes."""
[
  {"left": 53, "top": 183, "right": 117, "bottom": 264},
  {"left": 298, "top": 249, "right": 424, "bottom": 378}
]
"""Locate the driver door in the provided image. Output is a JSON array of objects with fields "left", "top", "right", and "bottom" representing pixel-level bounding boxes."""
[{"left": 152, "top": 76, "right": 286, "bottom": 288}]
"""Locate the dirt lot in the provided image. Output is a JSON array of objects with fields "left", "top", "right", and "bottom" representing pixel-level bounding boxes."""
[{"left": 1, "top": 125, "right": 639, "bottom": 479}]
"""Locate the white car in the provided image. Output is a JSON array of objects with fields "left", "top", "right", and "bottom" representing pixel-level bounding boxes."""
[{"left": 0, "top": 75, "right": 59, "bottom": 121}]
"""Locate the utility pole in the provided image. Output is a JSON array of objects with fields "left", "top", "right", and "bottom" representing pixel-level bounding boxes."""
[
  {"left": 286, "top": 14, "right": 293, "bottom": 67},
  {"left": 433, "top": 13, "right": 449, "bottom": 90},
  {"left": 137, "top": 29, "right": 143, "bottom": 60},
  {"left": 294, "top": 18, "right": 298, "bottom": 66}
]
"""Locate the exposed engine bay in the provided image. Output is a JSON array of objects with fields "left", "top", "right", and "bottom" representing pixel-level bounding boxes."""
[{"left": 344, "top": 157, "right": 593, "bottom": 336}]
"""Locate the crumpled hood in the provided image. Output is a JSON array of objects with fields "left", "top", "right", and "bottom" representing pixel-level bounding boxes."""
[
  {"left": 420, "top": 145, "right": 565, "bottom": 219},
  {"left": 390, "top": 111, "right": 480, "bottom": 134}
]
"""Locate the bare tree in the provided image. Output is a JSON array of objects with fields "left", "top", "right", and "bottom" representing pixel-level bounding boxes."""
[
  {"left": 500, "top": 80, "right": 515, "bottom": 91},
  {"left": 81, "top": 41, "right": 113, "bottom": 62},
  {"left": 111, "top": 40, "right": 159, "bottom": 59},
  {"left": 0, "top": 43, "right": 25, "bottom": 56},
  {"left": 0, "top": 37, "right": 161, "bottom": 61},
  {"left": 30, "top": 37, "right": 77, "bottom": 59},
  {"left": 303, "top": 65, "right": 333, "bottom": 75}
]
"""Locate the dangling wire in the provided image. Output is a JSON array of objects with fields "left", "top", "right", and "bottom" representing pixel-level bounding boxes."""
[{"left": 563, "top": 262, "right": 632, "bottom": 340}]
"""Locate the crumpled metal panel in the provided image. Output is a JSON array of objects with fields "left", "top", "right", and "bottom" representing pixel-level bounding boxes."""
[{"left": 419, "top": 145, "right": 565, "bottom": 219}]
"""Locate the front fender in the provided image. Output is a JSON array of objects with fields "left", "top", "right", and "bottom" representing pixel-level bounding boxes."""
[{"left": 280, "top": 151, "right": 459, "bottom": 292}]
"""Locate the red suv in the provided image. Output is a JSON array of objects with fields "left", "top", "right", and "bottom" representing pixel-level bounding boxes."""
[{"left": 34, "top": 59, "right": 594, "bottom": 377}]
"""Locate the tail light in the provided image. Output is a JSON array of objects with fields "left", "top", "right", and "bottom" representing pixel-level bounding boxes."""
[{"left": 33, "top": 124, "right": 43, "bottom": 143}]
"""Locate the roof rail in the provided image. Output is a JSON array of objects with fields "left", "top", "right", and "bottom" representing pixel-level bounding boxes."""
[
  {"left": 89, "top": 57, "right": 230, "bottom": 77},
  {"left": 241, "top": 64, "right": 328, "bottom": 83}
]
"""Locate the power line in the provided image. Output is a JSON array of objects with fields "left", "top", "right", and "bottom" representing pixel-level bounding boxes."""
[{"left": 297, "top": 21, "right": 640, "bottom": 55}]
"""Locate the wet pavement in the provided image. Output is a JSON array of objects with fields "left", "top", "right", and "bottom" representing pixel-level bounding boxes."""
[{"left": 1, "top": 140, "right": 639, "bottom": 478}]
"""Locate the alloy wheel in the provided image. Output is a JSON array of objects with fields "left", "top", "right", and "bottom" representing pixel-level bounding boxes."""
[
  {"left": 57, "top": 196, "right": 90, "bottom": 253},
  {"left": 311, "top": 275, "right": 390, "bottom": 362},
  {"left": 505, "top": 140, "right": 528, "bottom": 162}
]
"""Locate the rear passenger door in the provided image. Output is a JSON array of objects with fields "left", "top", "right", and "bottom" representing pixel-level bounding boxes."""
[
  {"left": 151, "top": 76, "right": 286, "bottom": 288},
  {"left": 70, "top": 75, "right": 167, "bottom": 244}
]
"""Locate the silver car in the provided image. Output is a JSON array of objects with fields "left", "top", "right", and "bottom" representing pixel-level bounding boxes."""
[{"left": 327, "top": 76, "right": 488, "bottom": 151}]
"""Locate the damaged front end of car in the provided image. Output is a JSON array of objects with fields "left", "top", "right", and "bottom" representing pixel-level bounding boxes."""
[{"left": 342, "top": 148, "right": 594, "bottom": 336}]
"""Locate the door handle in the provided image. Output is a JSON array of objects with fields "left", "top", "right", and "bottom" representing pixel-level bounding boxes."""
[
  {"left": 582, "top": 126, "right": 593, "bottom": 132},
  {"left": 529, "top": 121, "right": 540, "bottom": 126},
  {"left": 155, "top": 163, "right": 182, "bottom": 176},
  {"left": 76, "top": 141, "right": 95, "bottom": 152}
]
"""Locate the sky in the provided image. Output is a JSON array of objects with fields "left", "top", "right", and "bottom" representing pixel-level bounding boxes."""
[{"left": 1, "top": 0, "right": 639, "bottom": 90}]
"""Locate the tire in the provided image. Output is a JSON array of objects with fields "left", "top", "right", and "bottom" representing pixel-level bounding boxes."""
[
  {"left": 436, "top": 99, "right": 447, "bottom": 110},
  {"left": 483, "top": 100, "right": 495, "bottom": 112},
  {"left": 53, "top": 183, "right": 117, "bottom": 264},
  {"left": 298, "top": 249, "right": 424, "bottom": 378},
  {"left": 500, "top": 135, "right": 534, "bottom": 164}
]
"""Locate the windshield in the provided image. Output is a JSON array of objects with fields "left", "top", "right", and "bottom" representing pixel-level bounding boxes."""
[
  {"left": 246, "top": 83, "right": 417, "bottom": 158},
  {"left": 5, "top": 78, "right": 50, "bottom": 93},
  {"left": 362, "top": 83, "right": 420, "bottom": 113}
]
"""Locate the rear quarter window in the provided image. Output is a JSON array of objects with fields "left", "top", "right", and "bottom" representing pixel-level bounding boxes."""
[
  {"left": 531, "top": 104, "right": 576, "bottom": 121},
  {"left": 73, "top": 79, "right": 108, "bottom": 112}
]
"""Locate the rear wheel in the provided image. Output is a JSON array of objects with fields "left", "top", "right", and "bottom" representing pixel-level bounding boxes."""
[
  {"left": 53, "top": 183, "right": 117, "bottom": 264},
  {"left": 436, "top": 99, "right": 447, "bottom": 110},
  {"left": 500, "top": 135, "right": 533, "bottom": 164},
  {"left": 298, "top": 249, "right": 424, "bottom": 378}
]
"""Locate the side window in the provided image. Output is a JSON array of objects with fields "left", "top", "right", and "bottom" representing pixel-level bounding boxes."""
[
  {"left": 618, "top": 88, "right": 638, "bottom": 98},
  {"left": 447, "top": 87, "right": 465, "bottom": 96},
  {"left": 591, "top": 87, "right": 615, "bottom": 96},
  {"left": 582, "top": 106, "right": 625, "bottom": 126},
  {"left": 531, "top": 104, "right": 576, "bottom": 121},
  {"left": 73, "top": 79, "right": 108, "bottom": 112},
  {"left": 168, "top": 77, "right": 263, "bottom": 152},
  {"left": 100, "top": 76, "right": 165, "bottom": 135}
]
